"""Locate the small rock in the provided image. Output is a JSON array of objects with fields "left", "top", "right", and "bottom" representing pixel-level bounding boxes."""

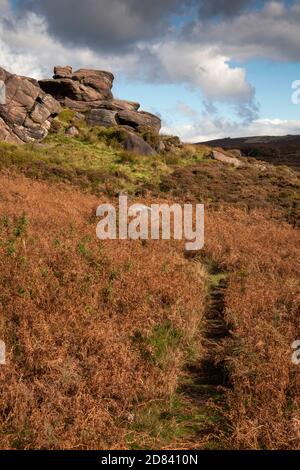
[
  {"left": 65, "top": 125, "right": 79, "bottom": 137},
  {"left": 211, "top": 150, "right": 244, "bottom": 168},
  {"left": 127, "top": 413, "right": 135, "bottom": 423},
  {"left": 157, "top": 140, "right": 166, "bottom": 152},
  {"left": 54, "top": 66, "right": 73, "bottom": 78}
]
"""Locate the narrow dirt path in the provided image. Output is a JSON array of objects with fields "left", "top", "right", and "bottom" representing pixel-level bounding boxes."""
[
  {"left": 178, "top": 271, "right": 232, "bottom": 448},
  {"left": 127, "top": 264, "right": 233, "bottom": 450}
]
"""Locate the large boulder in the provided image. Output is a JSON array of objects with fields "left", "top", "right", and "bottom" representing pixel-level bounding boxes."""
[
  {"left": 0, "top": 67, "right": 61, "bottom": 143},
  {"left": 110, "top": 99, "right": 140, "bottom": 111},
  {"left": 39, "top": 66, "right": 114, "bottom": 104},
  {"left": 72, "top": 69, "right": 114, "bottom": 93},
  {"left": 116, "top": 110, "right": 161, "bottom": 134},
  {"left": 86, "top": 109, "right": 118, "bottom": 128},
  {"left": 211, "top": 150, "right": 244, "bottom": 168},
  {"left": 121, "top": 130, "right": 156, "bottom": 156}
]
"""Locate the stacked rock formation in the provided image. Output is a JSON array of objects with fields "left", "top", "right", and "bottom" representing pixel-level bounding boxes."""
[
  {"left": 0, "top": 65, "right": 162, "bottom": 153},
  {"left": 0, "top": 67, "right": 61, "bottom": 143},
  {"left": 39, "top": 66, "right": 161, "bottom": 135}
]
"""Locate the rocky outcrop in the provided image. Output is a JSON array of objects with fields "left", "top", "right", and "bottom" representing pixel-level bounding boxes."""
[
  {"left": 0, "top": 65, "right": 162, "bottom": 146},
  {"left": 0, "top": 67, "right": 61, "bottom": 143},
  {"left": 59, "top": 97, "right": 140, "bottom": 113},
  {"left": 39, "top": 68, "right": 114, "bottom": 103},
  {"left": 39, "top": 66, "right": 161, "bottom": 135}
]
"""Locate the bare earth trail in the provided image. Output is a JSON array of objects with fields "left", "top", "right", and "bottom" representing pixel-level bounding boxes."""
[{"left": 176, "top": 265, "right": 232, "bottom": 449}]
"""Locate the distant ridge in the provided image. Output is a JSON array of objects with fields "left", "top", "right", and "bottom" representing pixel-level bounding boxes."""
[{"left": 197, "top": 135, "right": 300, "bottom": 169}]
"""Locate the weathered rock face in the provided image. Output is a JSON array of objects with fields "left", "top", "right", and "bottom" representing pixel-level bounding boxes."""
[
  {"left": 86, "top": 109, "right": 118, "bottom": 128},
  {"left": 0, "top": 67, "right": 61, "bottom": 143},
  {"left": 0, "top": 65, "right": 162, "bottom": 146},
  {"left": 39, "top": 67, "right": 114, "bottom": 104},
  {"left": 61, "top": 97, "right": 140, "bottom": 114},
  {"left": 40, "top": 66, "right": 161, "bottom": 135},
  {"left": 116, "top": 110, "right": 161, "bottom": 134},
  {"left": 121, "top": 130, "right": 156, "bottom": 156}
]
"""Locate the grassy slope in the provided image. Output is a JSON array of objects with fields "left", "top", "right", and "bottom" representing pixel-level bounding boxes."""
[
  {"left": 0, "top": 119, "right": 299, "bottom": 449},
  {"left": 0, "top": 120, "right": 298, "bottom": 226}
]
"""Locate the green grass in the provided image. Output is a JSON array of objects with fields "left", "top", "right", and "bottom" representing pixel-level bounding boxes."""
[
  {"left": 58, "top": 108, "right": 76, "bottom": 124},
  {"left": 126, "top": 306, "right": 227, "bottom": 450},
  {"left": 0, "top": 112, "right": 210, "bottom": 197},
  {"left": 208, "top": 272, "right": 228, "bottom": 287},
  {"left": 148, "top": 322, "right": 183, "bottom": 369},
  {"left": 0, "top": 137, "right": 167, "bottom": 195},
  {"left": 0, "top": 213, "right": 29, "bottom": 257},
  {"left": 131, "top": 321, "right": 185, "bottom": 369},
  {"left": 126, "top": 392, "right": 222, "bottom": 450},
  {"left": 1, "top": 115, "right": 298, "bottom": 225}
]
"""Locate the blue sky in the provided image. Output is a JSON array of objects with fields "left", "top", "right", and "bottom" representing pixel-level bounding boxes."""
[
  {"left": 247, "top": 60, "right": 300, "bottom": 119},
  {"left": 114, "top": 59, "right": 299, "bottom": 122},
  {"left": 113, "top": 57, "right": 300, "bottom": 140},
  {"left": 1, "top": 0, "right": 300, "bottom": 140}
]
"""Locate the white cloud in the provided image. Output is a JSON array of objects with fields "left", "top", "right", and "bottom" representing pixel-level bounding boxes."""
[
  {"left": 1, "top": 0, "right": 300, "bottom": 143},
  {"left": 162, "top": 116, "right": 300, "bottom": 142},
  {"left": 0, "top": 9, "right": 139, "bottom": 78},
  {"left": 0, "top": 7, "right": 254, "bottom": 107},
  {"left": 153, "top": 42, "right": 254, "bottom": 102}
]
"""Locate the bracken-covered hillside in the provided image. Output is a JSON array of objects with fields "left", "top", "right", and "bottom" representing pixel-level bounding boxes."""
[{"left": 0, "top": 109, "right": 299, "bottom": 449}]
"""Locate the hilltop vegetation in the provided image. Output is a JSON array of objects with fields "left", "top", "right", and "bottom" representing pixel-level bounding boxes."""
[
  {"left": 0, "top": 114, "right": 299, "bottom": 449},
  {"left": 0, "top": 110, "right": 299, "bottom": 226}
]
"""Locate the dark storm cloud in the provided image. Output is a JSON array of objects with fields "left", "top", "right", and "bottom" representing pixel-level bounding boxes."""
[
  {"left": 17, "top": 0, "right": 193, "bottom": 51},
  {"left": 198, "top": 0, "right": 259, "bottom": 18},
  {"left": 15, "top": 0, "right": 270, "bottom": 53},
  {"left": 186, "top": 1, "right": 300, "bottom": 62}
]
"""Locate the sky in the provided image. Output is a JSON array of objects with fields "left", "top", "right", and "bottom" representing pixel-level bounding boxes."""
[{"left": 1, "top": 0, "right": 300, "bottom": 141}]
